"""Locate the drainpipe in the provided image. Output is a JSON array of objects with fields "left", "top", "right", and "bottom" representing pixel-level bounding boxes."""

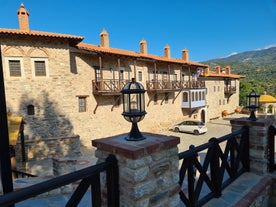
[{"left": 0, "top": 44, "right": 14, "bottom": 194}]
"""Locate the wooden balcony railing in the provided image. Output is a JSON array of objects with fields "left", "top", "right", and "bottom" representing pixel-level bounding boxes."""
[
  {"left": 224, "top": 86, "right": 236, "bottom": 94},
  {"left": 92, "top": 79, "right": 130, "bottom": 95},
  {"left": 146, "top": 80, "right": 205, "bottom": 92}
]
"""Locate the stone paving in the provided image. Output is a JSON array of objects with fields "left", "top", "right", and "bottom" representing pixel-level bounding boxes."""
[{"left": 7, "top": 113, "right": 266, "bottom": 206}]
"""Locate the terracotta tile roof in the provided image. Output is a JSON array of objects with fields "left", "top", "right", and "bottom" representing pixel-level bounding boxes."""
[
  {"left": 201, "top": 71, "right": 244, "bottom": 79},
  {"left": 77, "top": 43, "right": 208, "bottom": 67},
  {"left": 0, "top": 28, "right": 84, "bottom": 44}
]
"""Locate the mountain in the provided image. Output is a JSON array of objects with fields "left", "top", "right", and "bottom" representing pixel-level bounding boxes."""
[
  {"left": 201, "top": 46, "right": 276, "bottom": 106},
  {"left": 202, "top": 46, "right": 276, "bottom": 79}
]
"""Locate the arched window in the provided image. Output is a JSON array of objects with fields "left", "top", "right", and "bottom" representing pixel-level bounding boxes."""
[{"left": 27, "top": 105, "right": 35, "bottom": 115}]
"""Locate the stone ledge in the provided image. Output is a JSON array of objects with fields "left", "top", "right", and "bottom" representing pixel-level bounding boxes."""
[
  {"left": 203, "top": 173, "right": 274, "bottom": 207},
  {"left": 92, "top": 132, "right": 180, "bottom": 159}
]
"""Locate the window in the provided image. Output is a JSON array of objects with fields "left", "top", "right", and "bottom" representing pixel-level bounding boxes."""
[
  {"left": 192, "top": 92, "right": 195, "bottom": 101},
  {"left": 174, "top": 74, "right": 177, "bottom": 81},
  {"left": 138, "top": 71, "right": 142, "bottom": 81},
  {"left": 27, "top": 105, "right": 35, "bottom": 115},
  {"left": 181, "top": 72, "right": 185, "bottom": 81},
  {"left": 162, "top": 71, "right": 168, "bottom": 81},
  {"left": 9, "top": 60, "right": 21, "bottom": 77},
  {"left": 95, "top": 66, "right": 101, "bottom": 82},
  {"left": 31, "top": 58, "right": 48, "bottom": 77},
  {"left": 78, "top": 97, "right": 87, "bottom": 112},
  {"left": 214, "top": 86, "right": 216, "bottom": 92},
  {"left": 183, "top": 92, "right": 188, "bottom": 102},
  {"left": 34, "top": 61, "right": 46, "bottom": 76}
]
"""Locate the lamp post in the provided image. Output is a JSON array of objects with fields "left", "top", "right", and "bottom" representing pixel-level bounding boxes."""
[
  {"left": 246, "top": 90, "right": 260, "bottom": 121},
  {"left": 121, "top": 78, "right": 146, "bottom": 141}
]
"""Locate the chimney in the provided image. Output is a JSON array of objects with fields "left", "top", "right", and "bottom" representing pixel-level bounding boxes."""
[
  {"left": 140, "top": 39, "right": 147, "bottom": 54},
  {"left": 204, "top": 67, "right": 210, "bottom": 76},
  {"left": 182, "top": 48, "right": 189, "bottom": 61},
  {"left": 225, "top": 66, "right": 231, "bottom": 74},
  {"left": 17, "top": 3, "right": 30, "bottom": 31},
  {"left": 100, "top": 29, "right": 109, "bottom": 48},
  {"left": 215, "top": 66, "right": 221, "bottom": 74},
  {"left": 164, "top": 44, "right": 170, "bottom": 58}
]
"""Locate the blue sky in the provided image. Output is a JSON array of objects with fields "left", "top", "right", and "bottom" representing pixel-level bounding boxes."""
[{"left": 0, "top": 0, "right": 275, "bottom": 61}]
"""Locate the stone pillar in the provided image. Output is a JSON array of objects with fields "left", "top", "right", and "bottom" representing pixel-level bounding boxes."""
[
  {"left": 92, "top": 132, "right": 180, "bottom": 207},
  {"left": 230, "top": 117, "right": 274, "bottom": 174}
]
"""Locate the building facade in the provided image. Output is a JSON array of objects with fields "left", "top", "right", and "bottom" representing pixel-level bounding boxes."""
[{"left": 0, "top": 4, "right": 242, "bottom": 149}]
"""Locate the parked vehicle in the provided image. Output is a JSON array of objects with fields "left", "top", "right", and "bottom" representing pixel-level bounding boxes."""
[{"left": 172, "top": 120, "right": 207, "bottom": 135}]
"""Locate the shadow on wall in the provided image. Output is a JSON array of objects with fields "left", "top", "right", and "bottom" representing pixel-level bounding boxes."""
[{"left": 17, "top": 90, "right": 73, "bottom": 139}]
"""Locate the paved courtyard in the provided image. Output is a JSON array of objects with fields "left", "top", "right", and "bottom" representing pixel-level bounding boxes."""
[{"left": 19, "top": 114, "right": 243, "bottom": 178}]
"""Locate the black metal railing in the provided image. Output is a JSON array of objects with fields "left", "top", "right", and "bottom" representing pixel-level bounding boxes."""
[
  {"left": 269, "top": 125, "right": 276, "bottom": 172},
  {"left": 178, "top": 126, "right": 249, "bottom": 207},
  {"left": 0, "top": 154, "right": 119, "bottom": 207},
  {"left": 12, "top": 169, "right": 37, "bottom": 178}
]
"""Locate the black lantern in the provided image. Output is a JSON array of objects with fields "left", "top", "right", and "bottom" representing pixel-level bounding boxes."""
[
  {"left": 246, "top": 90, "right": 260, "bottom": 121},
  {"left": 121, "top": 78, "right": 146, "bottom": 141}
]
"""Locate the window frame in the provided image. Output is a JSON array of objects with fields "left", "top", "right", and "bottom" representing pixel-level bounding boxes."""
[
  {"left": 77, "top": 96, "right": 88, "bottom": 112},
  {"left": 138, "top": 71, "right": 142, "bottom": 81},
  {"left": 4, "top": 57, "right": 25, "bottom": 78},
  {"left": 31, "top": 57, "right": 49, "bottom": 78}
]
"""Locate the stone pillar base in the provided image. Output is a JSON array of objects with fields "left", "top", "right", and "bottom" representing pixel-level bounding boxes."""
[{"left": 92, "top": 132, "right": 180, "bottom": 207}]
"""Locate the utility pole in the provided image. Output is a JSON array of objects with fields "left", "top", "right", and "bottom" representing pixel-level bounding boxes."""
[{"left": 0, "top": 44, "right": 14, "bottom": 194}]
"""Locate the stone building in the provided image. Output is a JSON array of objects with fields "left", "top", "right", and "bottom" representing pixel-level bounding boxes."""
[
  {"left": 0, "top": 4, "right": 243, "bottom": 150},
  {"left": 202, "top": 66, "right": 242, "bottom": 119}
]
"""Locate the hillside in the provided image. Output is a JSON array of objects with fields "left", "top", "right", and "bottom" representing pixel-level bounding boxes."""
[{"left": 202, "top": 46, "right": 276, "bottom": 106}]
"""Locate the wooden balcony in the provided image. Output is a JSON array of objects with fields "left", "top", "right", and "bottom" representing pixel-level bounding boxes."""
[
  {"left": 92, "top": 79, "right": 130, "bottom": 95},
  {"left": 146, "top": 80, "right": 205, "bottom": 93},
  {"left": 224, "top": 86, "right": 236, "bottom": 94}
]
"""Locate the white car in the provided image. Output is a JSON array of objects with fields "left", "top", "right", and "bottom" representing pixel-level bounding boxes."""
[{"left": 173, "top": 120, "right": 207, "bottom": 135}]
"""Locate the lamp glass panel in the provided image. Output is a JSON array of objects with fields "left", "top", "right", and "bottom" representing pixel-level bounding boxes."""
[{"left": 124, "top": 93, "right": 130, "bottom": 113}]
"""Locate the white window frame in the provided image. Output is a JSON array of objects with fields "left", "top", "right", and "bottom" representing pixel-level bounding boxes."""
[
  {"left": 4, "top": 57, "right": 25, "bottom": 78},
  {"left": 138, "top": 71, "right": 142, "bottom": 81},
  {"left": 31, "top": 57, "right": 49, "bottom": 78}
]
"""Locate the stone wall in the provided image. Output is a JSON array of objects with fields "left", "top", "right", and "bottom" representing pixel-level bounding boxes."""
[
  {"left": 205, "top": 78, "right": 240, "bottom": 120},
  {"left": 2, "top": 35, "right": 240, "bottom": 151},
  {"left": 14, "top": 135, "right": 81, "bottom": 162},
  {"left": 92, "top": 133, "right": 180, "bottom": 207}
]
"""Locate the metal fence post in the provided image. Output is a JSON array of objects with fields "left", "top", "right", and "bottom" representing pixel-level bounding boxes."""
[
  {"left": 106, "top": 154, "right": 119, "bottom": 207},
  {"left": 209, "top": 137, "right": 222, "bottom": 198}
]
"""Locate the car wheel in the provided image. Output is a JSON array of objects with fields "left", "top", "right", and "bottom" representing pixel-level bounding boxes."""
[
  {"left": 193, "top": 130, "right": 199, "bottom": 135},
  {"left": 174, "top": 127, "right": 180, "bottom": 133}
]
